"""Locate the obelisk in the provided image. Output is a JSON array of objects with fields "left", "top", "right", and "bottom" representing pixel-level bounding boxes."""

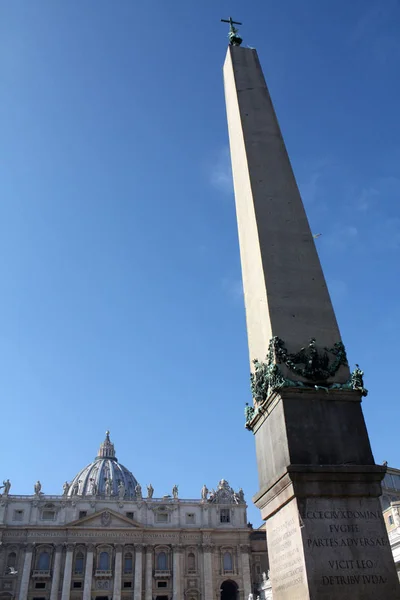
[{"left": 222, "top": 22, "right": 400, "bottom": 600}]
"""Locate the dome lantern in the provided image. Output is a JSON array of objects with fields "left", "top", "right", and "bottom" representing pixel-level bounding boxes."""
[{"left": 97, "top": 430, "right": 117, "bottom": 460}]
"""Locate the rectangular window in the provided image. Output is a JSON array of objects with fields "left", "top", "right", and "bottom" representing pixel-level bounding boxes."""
[
  {"left": 389, "top": 515, "right": 395, "bottom": 525},
  {"left": 220, "top": 509, "right": 230, "bottom": 523},
  {"left": 123, "top": 582, "right": 132, "bottom": 589},
  {"left": 126, "top": 512, "right": 134, "bottom": 520},
  {"left": 13, "top": 510, "right": 24, "bottom": 522},
  {"left": 156, "top": 513, "right": 168, "bottom": 523},
  {"left": 383, "top": 474, "right": 393, "bottom": 488},
  {"left": 41, "top": 510, "right": 55, "bottom": 521},
  {"left": 186, "top": 513, "right": 196, "bottom": 524},
  {"left": 157, "top": 582, "right": 167, "bottom": 588},
  {"left": 34, "top": 583, "right": 46, "bottom": 590},
  {"left": 79, "top": 511, "right": 87, "bottom": 519},
  {"left": 73, "top": 582, "right": 82, "bottom": 589}
]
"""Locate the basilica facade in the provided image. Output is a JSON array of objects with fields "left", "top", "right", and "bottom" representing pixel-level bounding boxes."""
[{"left": 0, "top": 433, "right": 269, "bottom": 600}]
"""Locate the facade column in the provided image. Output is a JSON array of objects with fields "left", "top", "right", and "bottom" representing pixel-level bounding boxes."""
[
  {"left": 202, "top": 544, "right": 214, "bottom": 600},
  {"left": 145, "top": 545, "right": 153, "bottom": 600},
  {"left": 61, "top": 544, "right": 74, "bottom": 600},
  {"left": 18, "top": 544, "right": 34, "bottom": 600},
  {"left": 134, "top": 544, "right": 143, "bottom": 600},
  {"left": 240, "top": 545, "right": 252, "bottom": 600},
  {"left": 113, "top": 544, "right": 123, "bottom": 600},
  {"left": 83, "top": 544, "right": 94, "bottom": 600},
  {"left": 172, "top": 545, "right": 183, "bottom": 600},
  {"left": 0, "top": 546, "right": 4, "bottom": 582},
  {"left": 50, "top": 545, "right": 63, "bottom": 600}
]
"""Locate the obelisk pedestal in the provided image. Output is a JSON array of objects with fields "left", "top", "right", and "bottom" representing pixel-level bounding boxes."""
[
  {"left": 252, "top": 388, "right": 398, "bottom": 600},
  {"left": 223, "top": 44, "right": 400, "bottom": 599}
]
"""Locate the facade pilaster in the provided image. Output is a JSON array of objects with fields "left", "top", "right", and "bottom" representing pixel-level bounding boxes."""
[
  {"left": 18, "top": 544, "right": 34, "bottom": 600},
  {"left": 172, "top": 544, "right": 183, "bottom": 600},
  {"left": 240, "top": 545, "right": 252, "bottom": 599},
  {"left": 0, "top": 546, "right": 4, "bottom": 580},
  {"left": 83, "top": 544, "right": 94, "bottom": 600},
  {"left": 61, "top": 544, "right": 74, "bottom": 600},
  {"left": 50, "top": 545, "right": 63, "bottom": 600},
  {"left": 145, "top": 545, "right": 153, "bottom": 600},
  {"left": 134, "top": 544, "right": 143, "bottom": 600},
  {"left": 202, "top": 544, "right": 214, "bottom": 600},
  {"left": 113, "top": 544, "right": 123, "bottom": 600}
]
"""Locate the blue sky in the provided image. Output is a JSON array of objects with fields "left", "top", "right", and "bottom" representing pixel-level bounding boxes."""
[{"left": 0, "top": 1, "right": 399, "bottom": 526}]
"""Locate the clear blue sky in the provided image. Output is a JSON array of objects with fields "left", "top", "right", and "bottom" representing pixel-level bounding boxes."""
[{"left": 1, "top": 1, "right": 399, "bottom": 526}]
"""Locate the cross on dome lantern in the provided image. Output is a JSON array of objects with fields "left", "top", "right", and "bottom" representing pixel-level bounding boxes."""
[{"left": 221, "top": 17, "right": 243, "bottom": 46}]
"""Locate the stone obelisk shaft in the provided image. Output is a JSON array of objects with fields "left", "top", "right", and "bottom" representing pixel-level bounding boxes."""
[
  {"left": 223, "top": 45, "right": 400, "bottom": 600},
  {"left": 223, "top": 46, "right": 342, "bottom": 364}
]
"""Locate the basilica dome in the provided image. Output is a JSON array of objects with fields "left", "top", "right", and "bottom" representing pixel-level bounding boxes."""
[{"left": 66, "top": 432, "right": 139, "bottom": 499}]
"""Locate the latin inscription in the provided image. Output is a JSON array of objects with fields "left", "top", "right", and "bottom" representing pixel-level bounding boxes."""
[
  {"left": 4, "top": 530, "right": 188, "bottom": 542},
  {"left": 304, "top": 505, "right": 389, "bottom": 589},
  {"left": 322, "top": 575, "right": 386, "bottom": 585},
  {"left": 306, "top": 510, "right": 380, "bottom": 520},
  {"left": 268, "top": 503, "right": 307, "bottom": 598},
  {"left": 307, "top": 536, "right": 388, "bottom": 548}
]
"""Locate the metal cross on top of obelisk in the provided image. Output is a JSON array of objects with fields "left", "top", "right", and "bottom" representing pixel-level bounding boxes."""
[{"left": 221, "top": 17, "right": 243, "bottom": 46}]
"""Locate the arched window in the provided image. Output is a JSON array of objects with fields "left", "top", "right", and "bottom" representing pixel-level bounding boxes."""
[
  {"left": 157, "top": 552, "right": 167, "bottom": 570},
  {"left": 221, "top": 579, "right": 238, "bottom": 600},
  {"left": 188, "top": 552, "right": 196, "bottom": 571},
  {"left": 38, "top": 551, "right": 50, "bottom": 570},
  {"left": 99, "top": 552, "right": 110, "bottom": 571},
  {"left": 223, "top": 552, "right": 233, "bottom": 572},
  {"left": 124, "top": 553, "right": 133, "bottom": 573},
  {"left": 7, "top": 552, "right": 17, "bottom": 569},
  {"left": 74, "top": 552, "right": 84, "bottom": 573}
]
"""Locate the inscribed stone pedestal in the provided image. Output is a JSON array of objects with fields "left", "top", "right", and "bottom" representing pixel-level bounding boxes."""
[{"left": 223, "top": 44, "right": 400, "bottom": 599}]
